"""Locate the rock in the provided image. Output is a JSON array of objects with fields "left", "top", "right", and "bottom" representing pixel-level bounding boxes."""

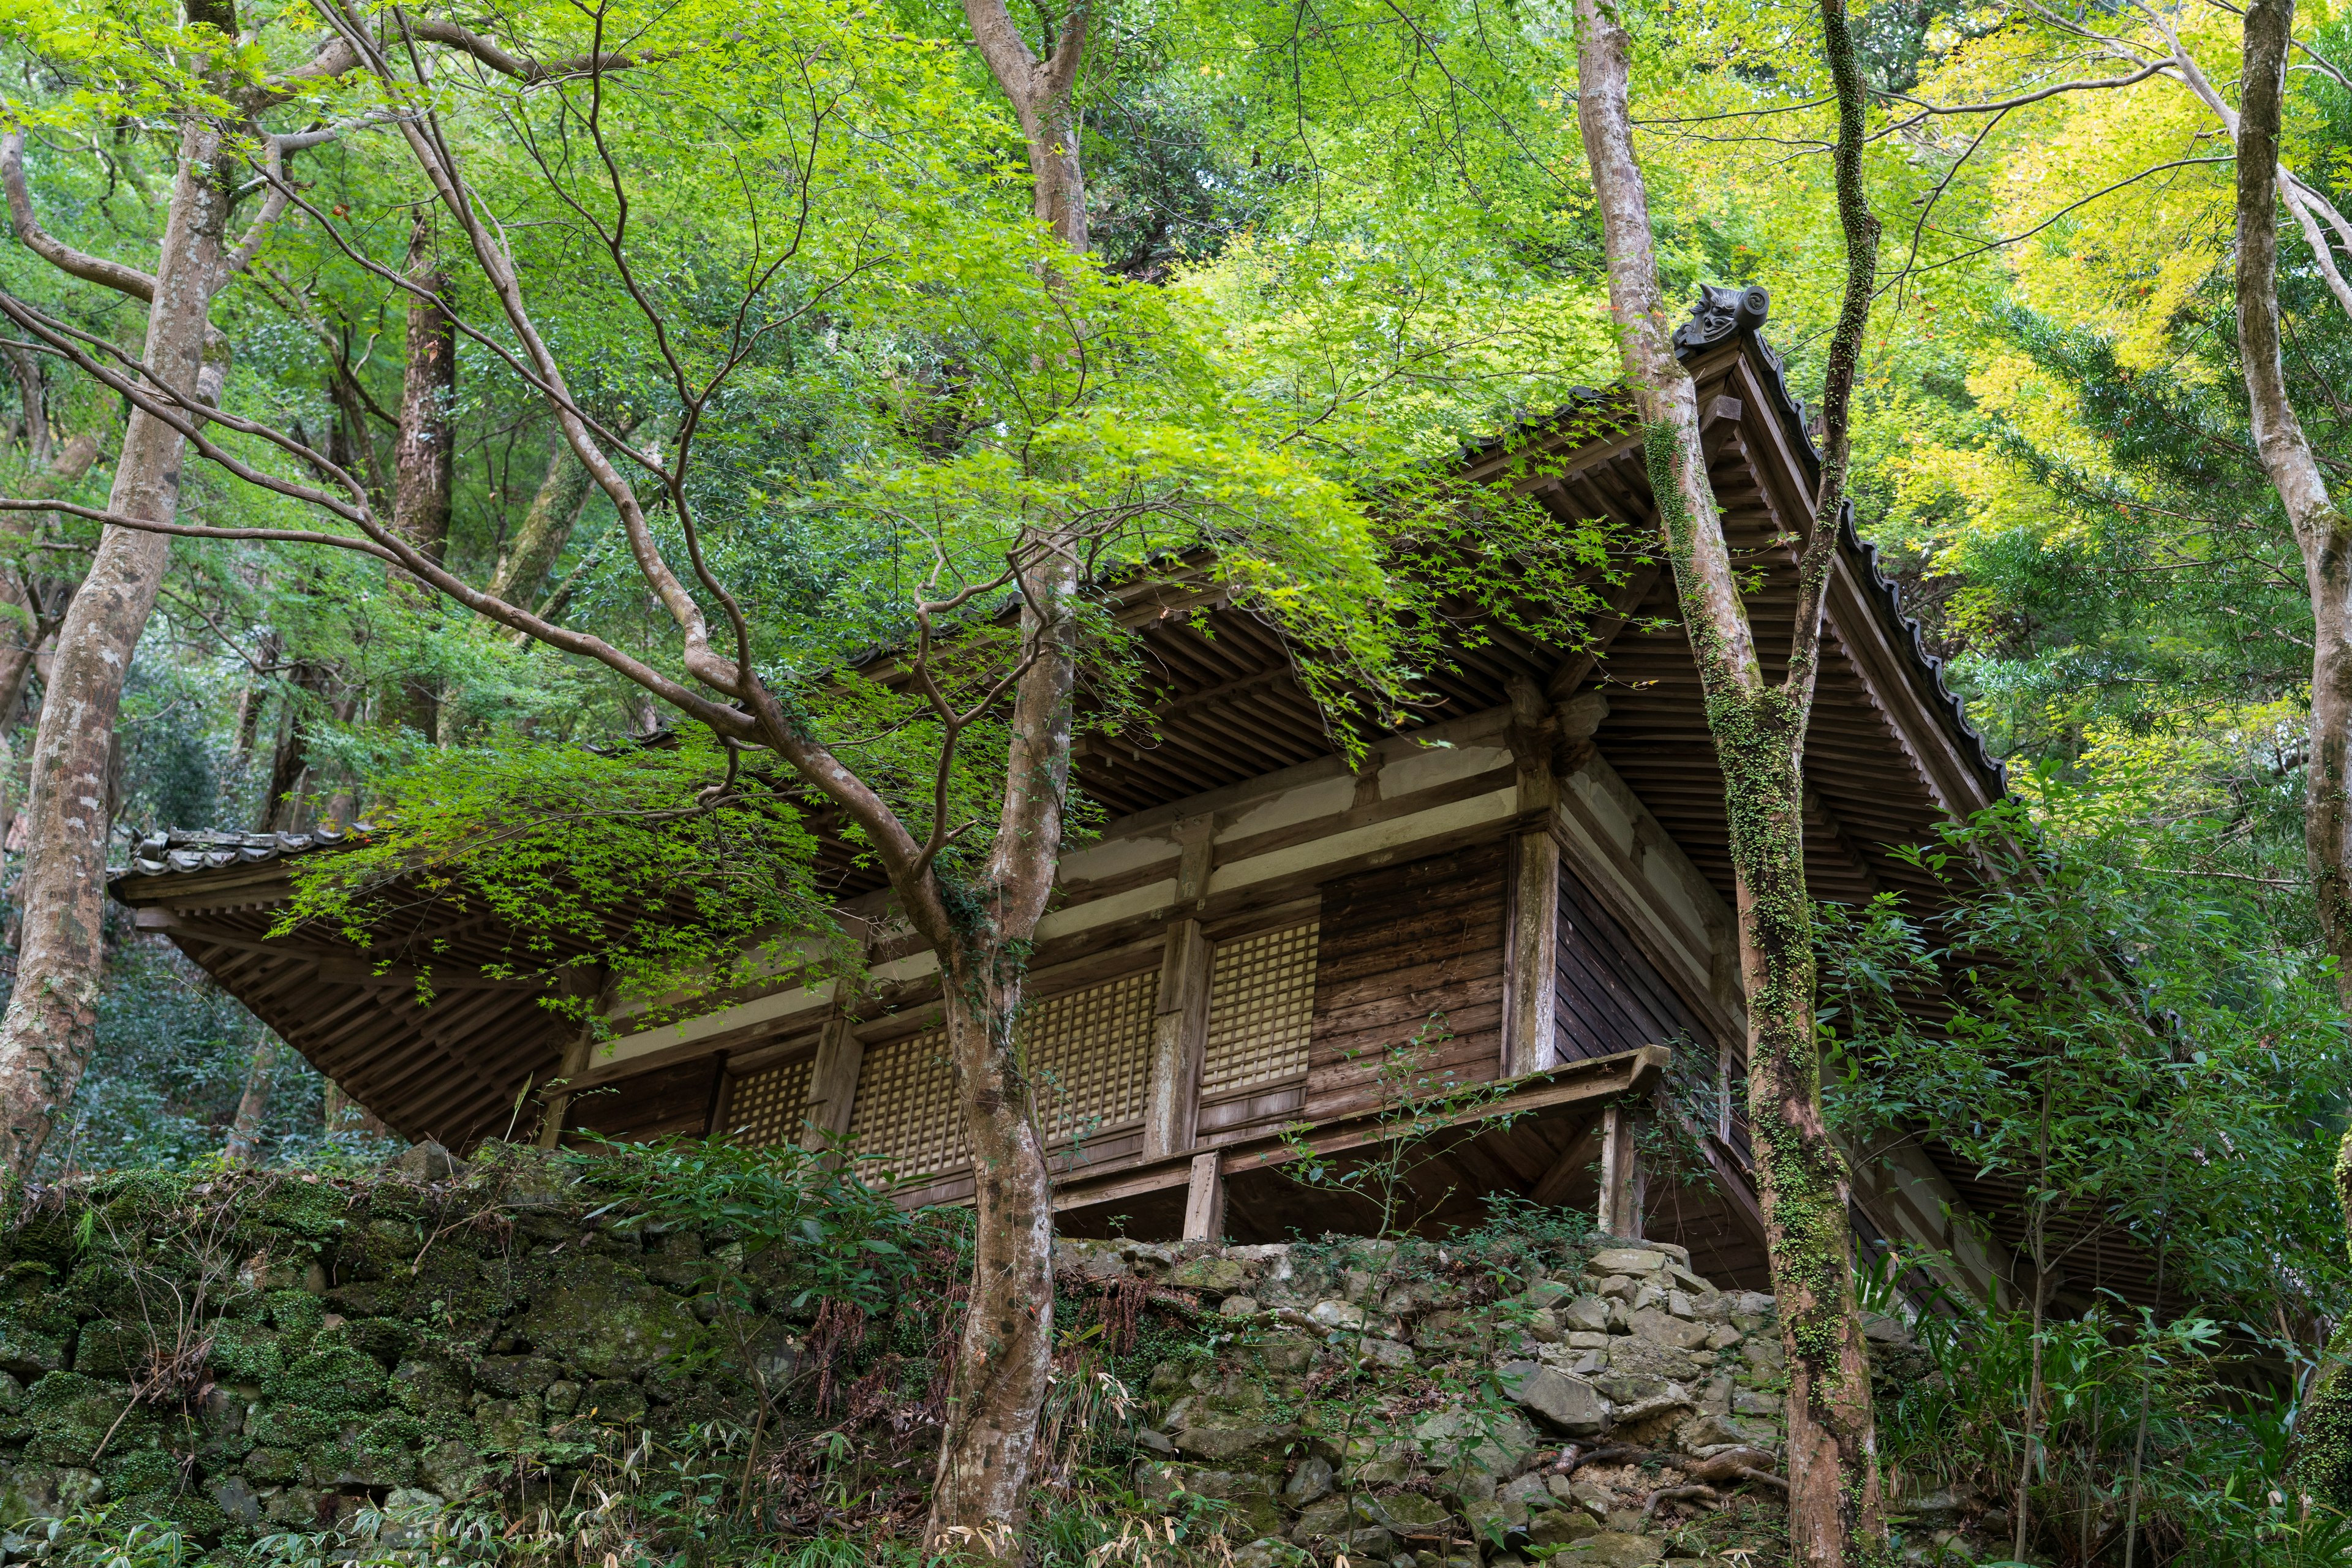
[
  {"left": 1220, "top": 1295, "right": 1261, "bottom": 1317},
  {"left": 513, "top": 1257, "right": 696, "bottom": 1380},
  {"left": 1498, "top": 1472, "right": 1555, "bottom": 1510},
  {"left": 1544, "top": 1530, "right": 1664, "bottom": 1566},
  {"left": 1293, "top": 1495, "right": 1397, "bottom": 1559},
  {"left": 1726, "top": 1291, "right": 1777, "bottom": 1321},
  {"left": 1523, "top": 1280, "right": 1577, "bottom": 1310},
  {"left": 1862, "top": 1311, "right": 1913, "bottom": 1345},
  {"left": 1588, "top": 1249, "right": 1667, "bottom": 1276},
  {"left": 1412, "top": 1406, "right": 1539, "bottom": 1480},
  {"left": 1733, "top": 1389, "right": 1782, "bottom": 1417},
  {"left": 211, "top": 1475, "right": 262, "bottom": 1526},
  {"left": 246, "top": 1448, "right": 299, "bottom": 1485},
  {"left": 1496, "top": 1361, "right": 1608, "bottom": 1436},
  {"left": 1310, "top": 1299, "right": 1368, "bottom": 1332},
  {"left": 1705, "top": 1324, "right": 1743, "bottom": 1351},
  {"left": 1170, "top": 1257, "right": 1250, "bottom": 1294},
  {"left": 1605, "top": 1337, "right": 1701, "bottom": 1384},
  {"left": 1228, "top": 1539, "right": 1289, "bottom": 1568},
  {"left": 390, "top": 1357, "right": 472, "bottom": 1415},
  {"left": 1529, "top": 1508, "right": 1603, "bottom": 1547},
  {"left": 473, "top": 1398, "right": 542, "bottom": 1452},
  {"left": 543, "top": 1381, "right": 581, "bottom": 1416},
  {"left": 1282, "top": 1454, "right": 1335, "bottom": 1507},
  {"left": 1258, "top": 1335, "right": 1316, "bottom": 1373},
  {"left": 584, "top": 1380, "right": 648, "bottom": 1425},
  {"left": 1590, "top": 1275, "right": 1637, "bottom": 1303},
  {"left": 1558, "top": 1296, "right": 1612, "bottom": 1335},
  {"left": 1462, "top": 1495, "right": 1529, "bottom": 1549},
  {"left": 387, "top": 1142, "right": 467, "bottom": 1182},
  {"left": 0, "top": 1321, "right": 64, "bottom": 1379},
  {"left": 418, "top": 1439, "right": 486, "bottom": 1499},
  {"left": 1358, "top": 1338, "right": 1415, "bottom": 1370},
  {"left": 1667, "top": 1290, "right": 1697, "bottom": 1321},
  {"left": 1547, "top": 1476, "right": 1613, "bottom": 1521},
  {"left": 1172, "top": 1406, "right": 1297, "bottom": 1463},
  {"left": 1627, "top": 1308, "right": 1712, "bottom": 1352},
  {"left": 470, "top": 1354, "right": 562, "bottom": 1398},
  {"left": 1366, "top": 1491, "right": 1455, "bottom": 1539},
  {"left": 1744, "top": 1335, "right": 1787, "bottom": 1372},
  {"left": 1139, "top": 1464, "right": 1284, "bottom": 1536}
]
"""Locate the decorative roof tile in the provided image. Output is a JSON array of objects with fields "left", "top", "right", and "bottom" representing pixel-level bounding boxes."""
[{"left": 117, "top": 825, "right": 367, "bottom": 880}]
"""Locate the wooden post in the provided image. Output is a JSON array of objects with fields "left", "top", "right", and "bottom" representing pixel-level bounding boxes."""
[
  {"left": 535, "top": 966, "right": 607, "bottom": 1150},
  {"left": 1182, "top": 1149, "right": 1225, "bottom": 1241},
  {"left": 1505, "top": 829, "right": 1559, "bottom": 1078},
  {"left": 1143, "top": 919, "right": 1211, "bottom": 1158},
  {"left": 1597, "top": 1102, "right": 1645, "bottom": 1240},
  {"left": 701, "top": 1052, "right": 733, "bottom": 1137},
  {"left": 801, "top": 1012, "right": 866, "bottom": 1152}
]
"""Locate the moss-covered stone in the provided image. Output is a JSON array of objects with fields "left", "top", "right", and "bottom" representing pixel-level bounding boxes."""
[
  {"left": 512, "top": 1256, "right": 695, "bottom": 1379},
  {"left": 24, "top": 1374, "right": 143, "bottom": 1466}
]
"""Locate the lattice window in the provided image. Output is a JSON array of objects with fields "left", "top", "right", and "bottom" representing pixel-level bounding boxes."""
[
  {"left": 728, "top": 1055, "right": 812, "bottom": 1145},
  {"left": 1023, "top": 969, "right": 1154, "bottom": 1144},
  {"left": 847, "top": 1028, "right": 965, "bottom": 1184},
  {"left": 1202, "top": 922, "right": 1319, "bottom": 1095}
]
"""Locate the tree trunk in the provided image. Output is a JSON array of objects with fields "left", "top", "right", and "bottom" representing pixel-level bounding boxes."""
[
  {"left": 2237, "top": 0, "right": 2352, "bottom": 1508},
  {"left": 1572, "top": 0, "right": 1881, "bottom": 1559},
  {"left": 0, "top": 111, "right": 238, "bottom": 1180},
  {"left": 391, "top": 211, "right": 454, "bottom": 742},
  {"left": 925, "top": 957, "right": 1057, "bottom": 1553},
  {"left": 960, "top": 0, "right": 1091, "bottom": 251},
  {"left": 0, "top": 431, "right": 105, "bottom": 728},
  {"left": 5, "top": 345, "right": 48, "bottom": 469},
  {"left": 223, "top": 1036, "right": 275, "bottom": 1166},
  {"left": 257, "top": 659, "right": 335, "bottom": 832},
  {"left": 486, "top": 417, "right": 642, "bottom": 606}
]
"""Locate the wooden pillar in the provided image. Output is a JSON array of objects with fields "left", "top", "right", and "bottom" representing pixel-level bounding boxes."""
[
  {"left": 1597, "top": 1102, "right": 1645, "bottom": 1240},
  {"left": 1182, "top": 1149, "right": 1225, "bottom": 1241},
  {"left": 1144, "top": 919, "right": 1211, "bottom": 1158},
  {"left": 801, "top": 1011, "right": 865, "bottom": 1152},
  {"left": 701, "top": 1052, "right": 733, "bottom": 1137},
  {"left": 535, "top": 965, "right": 606, "bottom": 1149},
  {"left": 1505, "top": 829, "right": 1559, "bottom": 1078}
]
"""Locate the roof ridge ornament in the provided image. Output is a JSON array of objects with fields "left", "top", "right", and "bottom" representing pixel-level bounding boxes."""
[{"left": 1672, "top": 282, "right": 1770, "bottom": 356}]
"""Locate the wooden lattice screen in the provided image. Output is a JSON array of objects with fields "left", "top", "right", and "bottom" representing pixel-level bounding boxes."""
[
  {"left": 843, "top": 968, "right": 1158, "bottom": 1184},
  {"left": 1025, "top": 968, "right": 1154, "bottom": 1144},
  {"left": 728, "top": 1054, "right": 813, "bottom": 1145},
  {"left": 1201, "top": 921, "right": 1319, "bottom": 1096},
  {"left": 847, "top": 1027, "right": 965, "bottom": 1183}
]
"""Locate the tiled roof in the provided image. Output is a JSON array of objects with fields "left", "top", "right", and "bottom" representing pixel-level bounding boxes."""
[{"left": 118, "top": 826, "right": 366, "bottom": 879}]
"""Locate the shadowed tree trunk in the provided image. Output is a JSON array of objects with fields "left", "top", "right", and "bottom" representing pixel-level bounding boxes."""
[
  {"left": 222, "top": 1036, "right": 275, "bottom": 1166},
  {"left": 391, "top": 210, "right": 454, "bottom": 742},
  {"left": 0, "top": 429, "right": 104, "bottom": 726},
  {"left": 257, "top": 659, "right": 337, "bottom": 832},
  {"left": 1572, "top": 0, "right": 1883, "bottom": 1559},
  {"left": 486, "top": 415, "right": 644, "bottom": 608}
]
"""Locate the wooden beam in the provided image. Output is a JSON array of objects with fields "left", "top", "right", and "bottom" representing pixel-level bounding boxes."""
[
  {"left": 1183, "top": 1150, "right": 1226, "bottom": 1241},
  {"left": 1597, "top": 1103, "right": 1645, "bottom": 1240},
  {"left": 1528, "top": 1109, "right": 1606, "bottom": 1207},
  {"left": 1504, "top": 830, "right": 1559, "bottom": 1079},
  {"left": 801, "top": 1013, "right": 865, "bottom": 1151},
  {"left": 1547, "top": 562, "right": 1664, "bottom": 703},
  {"left": 1142, "top": 919, "right": 1208, "bottom": 1158}
]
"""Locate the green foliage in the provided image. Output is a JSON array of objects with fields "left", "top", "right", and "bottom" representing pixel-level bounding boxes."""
[{"left": 1822, "top": 791, "right": 2351, "bottom": 1324}]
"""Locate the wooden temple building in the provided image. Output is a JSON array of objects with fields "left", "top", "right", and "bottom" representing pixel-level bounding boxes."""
[{"left": 109, "top": 290, "right": 2066, "bottom": 1304}]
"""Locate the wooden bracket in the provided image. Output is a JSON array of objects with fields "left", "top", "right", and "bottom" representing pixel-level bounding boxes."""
[{"left": 1182, "top": 1150, "right": 1226, "bottom": 1241}]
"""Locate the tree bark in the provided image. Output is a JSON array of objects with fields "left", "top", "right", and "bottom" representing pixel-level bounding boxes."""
[
  {"left": 222, "top": 1036, "right": 274, "bottom": 1166},
  {"left": 0, "top": 431, "right": 104, "bottom": 728},
  {"left": 391, "top": 210, "right": 455, "bottom": 742},
  {"left": 1572, "top": 0, "right": 1882, "bottom": 1559},
  {"left": 0, "top": 105, "right": 239, "bottom": 1178},
  {"left": 2236, "top": 0, "right": 2352, "bottom": 1509},
  {"left": 257, "top": 658, "right": 336, "bottom": 832},
  {"left": 960, "top": 0, "right": 1091, "bottom": 250},
  {"left": 486, "top": 417, "right": 639, "bottom": 606}
]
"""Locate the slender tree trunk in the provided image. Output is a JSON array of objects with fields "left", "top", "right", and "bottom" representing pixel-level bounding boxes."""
[
  {"left": 486, "top": 417, "right": 642, "bottom": 606},
  {"left": 223, "top": 1036, "right": 274, "bottom": 1166},
  {"left": 5, "top": 345, "right": 48, "bottom": 469},
  {"left": 2233, "top": 0, "right": 2352, "bottom": 1510},
  {"left": 0, "top": 431, "right": 103, "bottom": 728},
  {"left": 960, "top": 0, "right": 1091, "bottom": 249},
  {"left": 391, "top": 211, "right": 454, "bottom": 742},
  {"left": 0, "top": 110, "right": 238, "bottom": 1179},
  {"left": 1572, "top": 0, "right": 1882, "bottom": 1559},
  {"left": 257, "top": 660, "right": 334, "bottom": 832}
]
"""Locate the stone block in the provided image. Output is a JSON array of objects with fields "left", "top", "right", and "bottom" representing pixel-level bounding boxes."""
[
  {"left": 1366, "top": 1490, "right": 1455, "bottom": 1540},
  {"left": 1281, "top": 1453, "right": 1333, "bottom": 1506},
  {"left": 584, "top": 1380, "right": 648, "bottom": 1426},
  {"left": 1587, "top": 1249, "right": 1666, "bottom": 1276},
  {"left": 1172, "top": 1408, "right": 1297, "bottom": 1463},
  {"left": 1257, "top": 1335, "right": 1316, "bottom": 1373},
  {"left": 210, "top": 1475, "right": 262, "bottom": 1527},
  {"left": 1529, "top": 1507, "right": 1602, "bottom": 1547},
  {"left": 1542, "top": 1529, "right": 1664, "bottom": 1566},
  {"left": 1309, "top": 1299, "right": 1367, "bottom": 1332},
  {"left": 1626, "top": 1308, "right": 1711, "bottom": 1352},
  {"left": 418, "top": 1439, "right": 486, "bottom": 1499},
  {"left": 1558, "top": 1296, "right": 1612, "bottom": 1335},
  {"left": 1412, "top": 1406, "right": 1539, "bottom": 1480},
  {"left": 1496, "top": 1361, "right": 1607, "bottom": 1436},
  {"left": 512, "top": 1257, "right": 695, "bottom": 1381},
  {"left": 1219, "top": 1296, "right": 1260, "bottom": 1318},
  {"left": 1170, "top": 1257, "right": 1251, "bottom": 1294}
]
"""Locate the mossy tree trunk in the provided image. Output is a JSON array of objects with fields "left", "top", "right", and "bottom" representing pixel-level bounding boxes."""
[
  {"left": 2235, "top": 0, "right": 2352, "bottom": 1509},
  {"left": 1572, "top": 0, "right": 1883, "bottom": 1558}
]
